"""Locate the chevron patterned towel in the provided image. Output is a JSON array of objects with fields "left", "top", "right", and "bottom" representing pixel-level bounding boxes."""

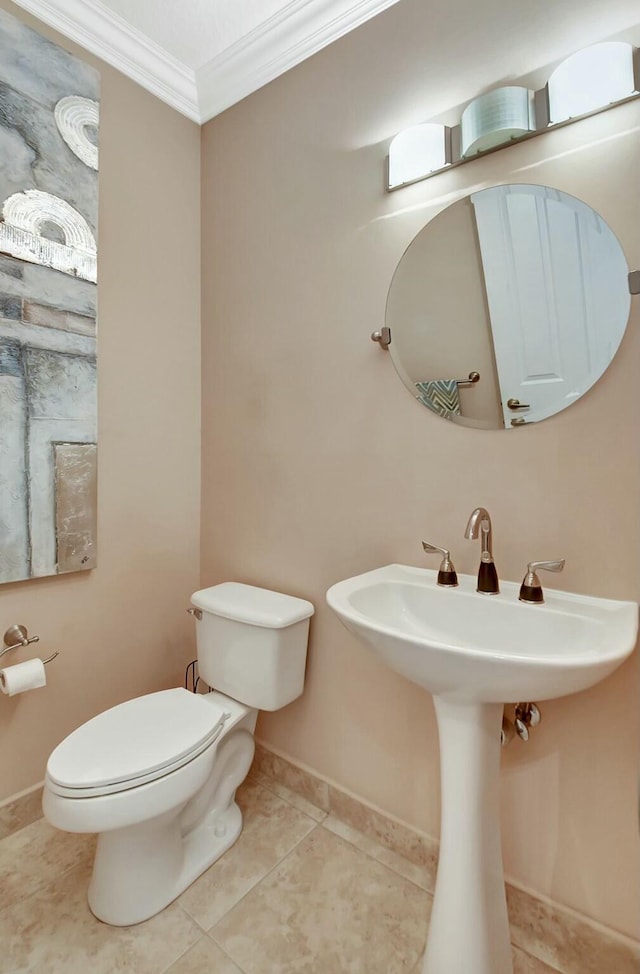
[{"left": 415, "top": 379, "right": 461, "bottom": 419}]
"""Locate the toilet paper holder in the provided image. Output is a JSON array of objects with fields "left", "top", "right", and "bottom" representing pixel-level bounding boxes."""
[{"left": 1, "top": 625, "right": 59, "bottom": 665}]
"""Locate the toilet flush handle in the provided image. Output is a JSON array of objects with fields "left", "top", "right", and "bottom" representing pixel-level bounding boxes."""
[{"left": 187, "top": 607, "right": 202, "bottom": 620}]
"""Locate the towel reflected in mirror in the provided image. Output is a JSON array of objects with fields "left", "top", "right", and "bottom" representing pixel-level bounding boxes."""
[{"left": 415, "top": 379, "right": 461, "bottom": 419}]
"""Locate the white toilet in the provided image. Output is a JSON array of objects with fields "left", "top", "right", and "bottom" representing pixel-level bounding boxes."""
[{"left": 43, "top": 582, "right": 314, "bottom": 926}]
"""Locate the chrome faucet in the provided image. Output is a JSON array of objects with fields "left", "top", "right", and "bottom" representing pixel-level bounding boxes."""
[
  {"left": 464, "top": 507, "right": 499, "bottom": 594},
  {"left": 519, "top": 559, "right": 565, "bottom": 604}
]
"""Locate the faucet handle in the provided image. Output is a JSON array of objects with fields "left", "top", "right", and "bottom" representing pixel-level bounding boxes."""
[
  {"left": 528, "top": 559, "right": 565, "bottom": 574},
  {"left": 422, "top": 542, "right": 458, "bottom": 588},
  {"left": 519, "top": 559, "right": 565, "bottom": 604}
]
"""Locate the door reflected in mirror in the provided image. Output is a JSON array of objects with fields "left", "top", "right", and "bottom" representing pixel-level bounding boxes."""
[{"left": 386, "top": 184, "right": 631, "bottom": 429}]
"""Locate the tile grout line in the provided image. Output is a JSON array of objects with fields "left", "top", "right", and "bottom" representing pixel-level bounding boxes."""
[
  {"left": 204, "top": 930, "right": 248, "bottom": 973},
  {"left": 155, "top": 919, "right": 253, "bottom": 974},
  {"left": 174, "top": 905, "right": 213, "bottom": 937},
  {"left": 0, "top": 839, "right": 95, "bottom": 921},
  {"left": 155, "top": 928, "right": 209, "bottom": 974},
  {"left": 206, "top": 816, "right": 323, "bottom": 943},
  {"left": 250, "top": 772, "right": 329, "bottom": 823}
]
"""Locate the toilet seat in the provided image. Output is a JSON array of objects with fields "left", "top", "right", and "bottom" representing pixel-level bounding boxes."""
[{"left": 46, "top": 688, "right": 232, "bottom": 799}]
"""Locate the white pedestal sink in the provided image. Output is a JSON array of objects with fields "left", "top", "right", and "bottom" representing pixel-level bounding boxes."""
[{"left": 326, "top": 565, "right": 638, "bottom": 974}]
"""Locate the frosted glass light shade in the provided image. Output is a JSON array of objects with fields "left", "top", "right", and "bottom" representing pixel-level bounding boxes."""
[
  {"left": 388, "top": 123, "right": 450, "bottom": 188},
  {"left": 461, "top": 87, "right": 535, "bottom": 157},
  {"left": 548, "top": 42, "right": 637, "bottom": 123}
]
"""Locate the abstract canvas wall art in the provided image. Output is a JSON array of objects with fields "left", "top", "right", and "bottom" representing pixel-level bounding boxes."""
[{"left": 0, "top": 8, "right": 99, "bottom": 583}]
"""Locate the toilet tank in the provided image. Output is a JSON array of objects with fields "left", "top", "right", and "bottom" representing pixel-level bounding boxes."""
[{"left": 190, "top": 583, "right": 314, "bottom": 711}]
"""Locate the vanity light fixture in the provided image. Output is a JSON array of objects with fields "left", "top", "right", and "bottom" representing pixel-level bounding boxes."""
[
  {"left": 387, "top": 123, "right": 451, "bottom": 189},
  {"left": 386, "top": 40, "right": 640, "bottom": 191},
  {"left": 460, "top": 87, "right": 535, "bottom": 157},
  {"left": 547, "top": 41, "right": 638, "bottom": 123}
]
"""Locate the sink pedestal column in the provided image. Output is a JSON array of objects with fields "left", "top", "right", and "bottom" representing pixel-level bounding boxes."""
[{"left": 422, "top": 698, "right": 512, "bottom": 974}]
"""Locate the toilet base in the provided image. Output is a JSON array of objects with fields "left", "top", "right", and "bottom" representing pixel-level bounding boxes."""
[
  {"left": 88, "top": 800, "right": 243, "bottom": 926},
  {"left": 86, "top": 721, "right": 256, "bottom": 926}
]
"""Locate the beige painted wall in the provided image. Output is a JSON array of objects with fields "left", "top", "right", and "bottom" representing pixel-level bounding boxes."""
[
  {"left": 201, "top": 2, "right": 640, "bottom": 939},
  {"left": 0, "top": 3, "right": 201, "bottom": 799}
]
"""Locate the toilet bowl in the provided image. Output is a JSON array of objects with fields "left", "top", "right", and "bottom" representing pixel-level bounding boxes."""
[{"left": 43, "top": 583, "right": 314, "bottom": 926}]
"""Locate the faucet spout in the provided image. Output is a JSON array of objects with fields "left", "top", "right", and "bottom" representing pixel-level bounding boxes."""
[
  {"left": 464, "top": 507, "right": 499, "bottom": 594},
  {"left": 464, "top": 507, "right": 492, "bottom": 557}
]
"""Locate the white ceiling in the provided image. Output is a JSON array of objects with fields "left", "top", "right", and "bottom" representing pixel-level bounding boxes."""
[
  {"left": 99, "top": 0, "right": 297, "bottom": 68},
  {"left": 9, "top": 0, "right": 404, "bottom": 123}
]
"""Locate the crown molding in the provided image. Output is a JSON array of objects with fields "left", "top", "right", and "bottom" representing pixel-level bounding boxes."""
[
  {"left": 197, "top": 0, "right": 402, "bottom": 122},
  {"left": 10, "top": 0, "right": 201, "bottom": 122},
  {"left": 10, "top": 0, "right": 402, "bottom": 124}
]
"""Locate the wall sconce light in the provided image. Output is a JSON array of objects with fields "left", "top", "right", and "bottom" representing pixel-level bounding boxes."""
[
  {"left": 386, "top": 40, "right": 639, "bottom": 191},
  {"left": 388, "top": 123, "right": 452, "bottom": 188}
]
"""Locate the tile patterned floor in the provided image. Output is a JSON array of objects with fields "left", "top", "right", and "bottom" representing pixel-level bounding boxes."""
[{"left": 0, "top": 776, "right": 556, "bottom": 974}]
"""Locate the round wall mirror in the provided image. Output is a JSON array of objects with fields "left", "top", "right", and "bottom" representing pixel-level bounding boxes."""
[{"left": 386, "top": 184, "right": 631, "bottom": 429}]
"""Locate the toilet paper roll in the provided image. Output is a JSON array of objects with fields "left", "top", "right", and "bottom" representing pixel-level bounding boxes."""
[{"left": 0, "top": 658, "right": 46, "bottom": 696}]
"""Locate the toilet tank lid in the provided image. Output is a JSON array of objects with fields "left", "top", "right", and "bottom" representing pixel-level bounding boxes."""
[{"left": 191, "top": 583, "right": 314, "bottom": 628}]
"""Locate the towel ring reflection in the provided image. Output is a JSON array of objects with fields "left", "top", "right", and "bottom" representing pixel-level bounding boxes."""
[{"left": 456, "top": 372, "right": 480, "bottom": 387}]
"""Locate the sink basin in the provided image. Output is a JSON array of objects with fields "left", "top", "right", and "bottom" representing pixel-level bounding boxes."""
[
  {"left": 326, "top": 563, "right": 638, "bottom": 974},
  {"left": 326, "top": 564, "right": 638, "bottom": 703}
]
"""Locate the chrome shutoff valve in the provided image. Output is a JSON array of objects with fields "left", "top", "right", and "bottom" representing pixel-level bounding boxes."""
[{"left": 514, "top": 702, "right": 541, "bottom": 741}]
